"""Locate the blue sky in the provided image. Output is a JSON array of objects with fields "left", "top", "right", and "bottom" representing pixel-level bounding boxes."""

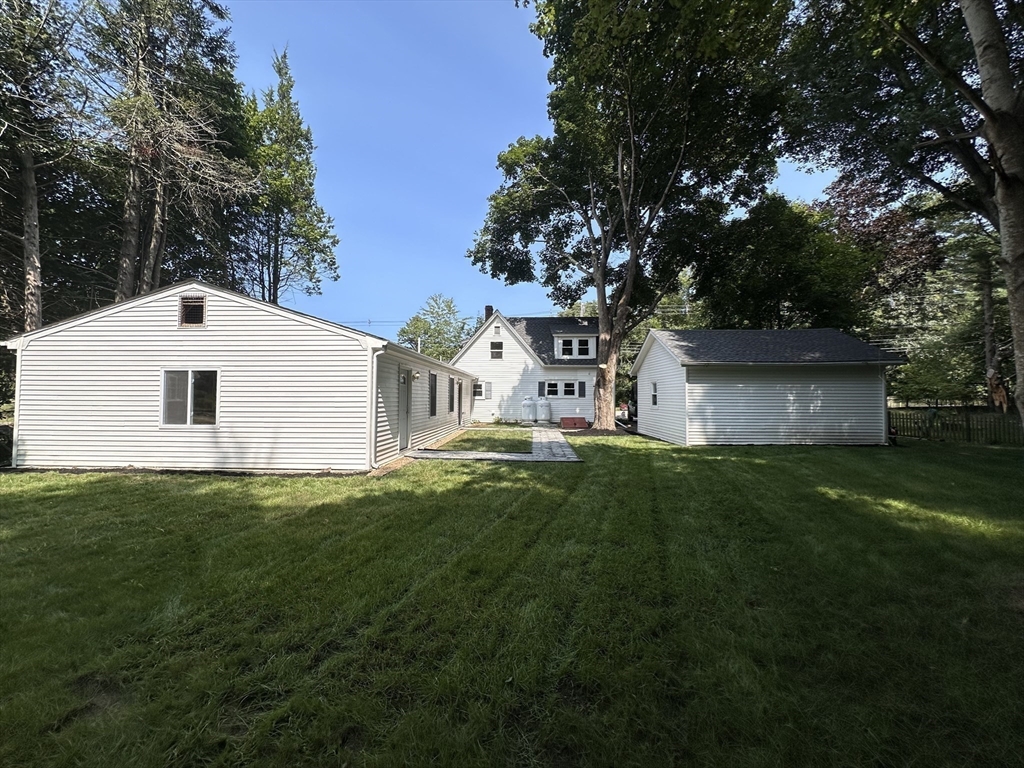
[{"left": 223, "top": 0, "right": 834, "bottom": 337}]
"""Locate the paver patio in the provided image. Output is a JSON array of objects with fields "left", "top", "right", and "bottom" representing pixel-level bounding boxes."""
[{"left": 406, "top": 426, "right": 581, "bottom": 462}]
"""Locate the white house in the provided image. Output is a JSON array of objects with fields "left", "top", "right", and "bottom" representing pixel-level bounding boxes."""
[
  {"left": 2, "top": 281, "right": 475, "bottom": 472},
  {"left": 629, "top": 329, "right": 904, "bottom": 446},
  {"left": 452, "top": 308, "right": 598, "bottom": 423}
]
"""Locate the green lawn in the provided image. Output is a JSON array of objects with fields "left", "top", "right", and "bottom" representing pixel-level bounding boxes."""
[
  {"left": 442, "top": 428, "right": 534, "bottom": 453},
  {"left": 1, "top": 438, "right": 1022, "bottom": 767}
]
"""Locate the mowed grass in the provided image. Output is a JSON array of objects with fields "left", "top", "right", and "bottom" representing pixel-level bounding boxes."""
[
  {"left": 443, "top": 428, "right": 535, "bottom": 453},
  {"left": 1, "top": 438, "right": 1022, "bottom": 767}
]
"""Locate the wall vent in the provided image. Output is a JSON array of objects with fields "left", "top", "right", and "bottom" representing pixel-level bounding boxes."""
[{"left": 178, "top": 295, "right": 207, "bottom": 327}]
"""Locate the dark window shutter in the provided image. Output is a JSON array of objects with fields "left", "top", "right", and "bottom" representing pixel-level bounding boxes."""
[
  {"left": 538, "top": 381, "right": 545, "bottom": 397},
  {"left": 485, "top": 382, "right": 492, "bottom": 399},
  {"left": 578, "top": 381, "right": 586, "bottom": 398}
]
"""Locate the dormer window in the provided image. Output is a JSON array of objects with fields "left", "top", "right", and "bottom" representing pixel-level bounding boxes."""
[
  {"left": 178, "top": 295, "right": 206, "bottom": 327},
  {"left": 557, "top": 337, "right": 595, "bottom": 359}
]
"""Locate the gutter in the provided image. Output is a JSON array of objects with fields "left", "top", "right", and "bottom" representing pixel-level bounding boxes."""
[{"left": 367, "top": 344, "right": 387, "bottom": 469}]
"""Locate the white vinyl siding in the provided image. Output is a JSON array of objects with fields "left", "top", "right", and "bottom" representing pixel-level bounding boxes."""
[
  {"left": 373, "top": 356, "right": 402, "bottom": 467},
  {"left": 635, "top": 339, "right": 687, "bottom": 446},
  {"left": 455, "top": 317, "right": 595, "bottom": 423},
  {"left": 686, "top": 365, "right": 887, "bottom": 445},
  {"left": 13, "top": 289, "right": 371, "bottom": 471},
  {"left": 372, "top": 348, "right": 466, "bottom": 465}
]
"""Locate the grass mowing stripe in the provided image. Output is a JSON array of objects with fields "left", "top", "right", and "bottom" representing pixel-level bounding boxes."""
[{"left": 1, "top": 439, "right": 1021, "bottom": 766}]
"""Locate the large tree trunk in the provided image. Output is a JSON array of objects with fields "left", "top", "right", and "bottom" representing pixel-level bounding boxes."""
[
  {"left": 19, "top": 145, "right": 42, "bottom": 332},
  {"left": 975, "top": 251, "right": 1000, "bottom": 408},
  {"left": 115, "top": 150, "right": 143, "bottom": 302},
  {"left": 138, "top": 179, "right": 166, "bottom": 295},
  {"left": 959, "top": 0, "right": 1024, "bottom": 424}
]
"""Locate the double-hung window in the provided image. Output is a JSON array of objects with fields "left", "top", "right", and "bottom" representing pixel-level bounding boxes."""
[
  {"left": 491, "top": 341, "right": 503, "bottom": 359},
  {"left": 651, "top": 382, "right": 658, "bottom": 407},
  {"left": 163, "top": 370, "right": 218, "bottom": 425},
  {"left": 539, "top": 380, "right": 588, "bottom": 398},
  {"left": 558, "top": 337, "right": 595, "bottom": 359},
  {"left": 473, "top": 382, "right": 484, "bottom": 398}
]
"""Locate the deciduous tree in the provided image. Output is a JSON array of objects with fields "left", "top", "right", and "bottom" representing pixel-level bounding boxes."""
[
  {"left": 787, "top": 0, "right": 1024, "bottom": 421},
  {"left": 398, "top": 294, "right": 473, "bottom": 362},
  {"left": 470, "top": 0, "right": 788, "bottom": 428}
]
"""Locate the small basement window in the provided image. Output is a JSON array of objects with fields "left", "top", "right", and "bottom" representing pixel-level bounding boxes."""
[
  {"left": 163, "top": 370, "right": 218, "bottom": 425},
  {"left": 178, "top": 295, "right": 207, "bottom": 327}
]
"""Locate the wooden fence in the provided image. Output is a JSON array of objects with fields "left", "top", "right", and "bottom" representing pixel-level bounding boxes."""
[{"left": 889, "top": 409, "right": 1024, "bottom": 446}]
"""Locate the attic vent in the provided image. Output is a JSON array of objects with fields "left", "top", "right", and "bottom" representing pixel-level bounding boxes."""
[{"left": 178, "top": 295, "right": 206, "bottom": 327}]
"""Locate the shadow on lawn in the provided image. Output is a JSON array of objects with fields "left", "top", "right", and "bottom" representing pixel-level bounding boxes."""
[{"left": 3, "top": 441, "right": 1023, "bottom": 766}]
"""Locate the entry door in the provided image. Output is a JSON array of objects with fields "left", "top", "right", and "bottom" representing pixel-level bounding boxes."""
[
  {"left": 399, "top": 369, "right": 412, "bottom": 450},
  {"left": 457, "top": 380, "right": 463, "bottom": 424}
]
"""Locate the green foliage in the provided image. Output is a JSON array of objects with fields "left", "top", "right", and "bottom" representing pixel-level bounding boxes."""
[
  {"left": 233, "top": 51, "right": 339, "bottom": 303},
  {"left": 882, "top": 212, "right": 1011, "bottom": 405},
  {"left": 470, "top": 0, "right": 789, "bottom": 425},
  {"left": 691, "top": 194, "right": 878, "bottom": 330},
  {"left": 397, "top": 294, "right": 473, "bottom": 362}
]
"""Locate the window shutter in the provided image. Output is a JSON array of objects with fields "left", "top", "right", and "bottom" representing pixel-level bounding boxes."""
[
  {"left": 578, "top": 381, "right": 586, "bottom": 398},
  {"left": 485, "top": 382, "right": 492, "bottom": 399},
  {"left": 538, "top": 381, "right": 545, "bottom": 397}
]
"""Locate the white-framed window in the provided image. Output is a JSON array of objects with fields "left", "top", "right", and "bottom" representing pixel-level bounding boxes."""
[
  {"left": 556, "top": 337, "right": 596, "bottom": 359},
  {"left": 494, "top": 324, "right": 501, "bottom": 335},
  {"left": 473, "top": 382, "right": 484, "bottom": 398},
  {"left": 539, "top": 380, "right": 588, "bottom": 399},
  {"left": 162, "top": 369, "right": 218, "bottom": 425},
  {"left": 651, "top": 382, "right": 658, "bottom": 407},
  {"left": 490, "top": 341, "right": 503, "bottom": 359},
  {"left": 178, "top": 294, "right": 207, "bottom": 327}
]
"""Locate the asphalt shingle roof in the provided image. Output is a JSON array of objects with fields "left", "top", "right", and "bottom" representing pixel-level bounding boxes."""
[
  {"left": 650, "top": 328, "right": 904, "bottom": 365},
  {"left": 506, "top": 316, "right": 600, "bottom": 366}
]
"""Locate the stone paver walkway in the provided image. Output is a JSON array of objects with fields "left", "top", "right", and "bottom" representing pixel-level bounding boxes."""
[{"left": 406, "top": 427, "right": 581, "bottom": 463}]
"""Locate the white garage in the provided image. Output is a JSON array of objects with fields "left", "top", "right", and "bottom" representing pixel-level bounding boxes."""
[{"left": 629, "top": 329, "right": 904, "bottom": 446}]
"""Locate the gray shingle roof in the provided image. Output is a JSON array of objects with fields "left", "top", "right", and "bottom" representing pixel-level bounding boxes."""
[
  {"left": 650, "top": 328, "right": 904, "bottom": 365},
  {"left": 506, "top": 317, "right": 600, "bottom": 366}
]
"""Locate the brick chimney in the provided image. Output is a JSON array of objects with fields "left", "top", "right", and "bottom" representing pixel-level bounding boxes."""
[{"left": 485, "top": 305, "right": 493, "bottom": 320}]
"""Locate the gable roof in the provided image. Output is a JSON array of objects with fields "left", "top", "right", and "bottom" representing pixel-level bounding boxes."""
[
  {"left": 3, "top": 280, "right": 392, "bottom": 349},
  {"left": 631, "top": 328, "right": 904, "bottom": 374},
  {"left": 450, "top": 312, "right": 600, "bottom": 368},
  {"left": 505, "top": 316, "right": 600, "bottom": 366}
]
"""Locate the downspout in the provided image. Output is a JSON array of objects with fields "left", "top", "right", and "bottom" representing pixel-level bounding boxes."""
[{"left": 367, "top": 344, "right": 387, "bottom": 469}]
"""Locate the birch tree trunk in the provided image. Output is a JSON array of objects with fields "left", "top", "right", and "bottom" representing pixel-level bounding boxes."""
[
  {"left": 19, "top": 145, "right": 42, "bottom": 332},
  {"left": 959, "top": 0, "right": 1024, "bottom": 424}
]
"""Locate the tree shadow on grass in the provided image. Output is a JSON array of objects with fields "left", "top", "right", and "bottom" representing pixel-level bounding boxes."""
[{"left": 2, "top": 441, "right": 1023, "bottom": 767}]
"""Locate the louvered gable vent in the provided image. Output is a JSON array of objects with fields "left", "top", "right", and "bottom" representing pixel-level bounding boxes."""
[{"left": 178, "top": 295, "right": 207, "bottom": 327}]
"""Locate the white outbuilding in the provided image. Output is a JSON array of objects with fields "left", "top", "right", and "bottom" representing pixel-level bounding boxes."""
[
  {"left": 2, "top": 281, "right": 475, "bottom": 472},
  {"left": 629, "top": 329, "right": 904, "bottom": 446}
]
